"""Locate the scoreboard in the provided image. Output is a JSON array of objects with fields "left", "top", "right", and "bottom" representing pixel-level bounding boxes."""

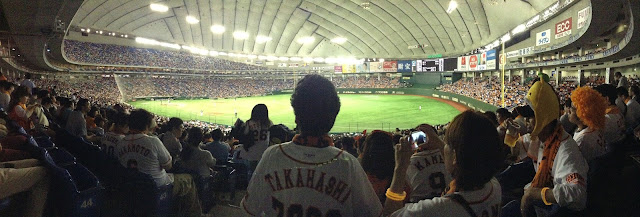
[{"left": 421, "top": 58, "right": 444, "bottom": 71}]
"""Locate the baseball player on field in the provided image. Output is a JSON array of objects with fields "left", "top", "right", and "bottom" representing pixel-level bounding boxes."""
[{"left": 241, "top": 74, "right": 383, "bottom": 216}]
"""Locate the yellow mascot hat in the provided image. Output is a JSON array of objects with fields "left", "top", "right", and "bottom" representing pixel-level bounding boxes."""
[{"left": 526, "top": 80, "right": 559, "bottom": 136}]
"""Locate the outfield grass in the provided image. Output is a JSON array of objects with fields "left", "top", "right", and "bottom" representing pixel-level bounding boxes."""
[{"left": 128, "top": 94, "right": 461, "bottom": 132}]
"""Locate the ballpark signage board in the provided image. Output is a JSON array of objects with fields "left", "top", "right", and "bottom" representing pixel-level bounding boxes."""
[
  {"left": 536, "top": 29, "right": 551, "bottom": 46},
  {"left": 397, "top": 60, "right": 412, "bottom": 72},
  {"left": 383, "top": 61, "right": 398, "bottom": 72},
  {"left": 469, "top": 55, "right": 478, "bottom": 70},
  {"left": 577, "top": 7, "right": 590, "bottom": 29},
  {"left": 334, "top": 66, "right": 342, "bottom": 73},
  {"left": 486, "top": 49, "right": 496, "bottom": 69},
  {"left": 369, "top": 62, "right": 383, "bottom": 72},
  {"left": 555, "top": 18, "right": 572, "bottom": 39},
  {"left": 416, "top": 60, "right": 423, "bottom": 72},
  {"left": 457, "top": 56, "right": 467, "bottom": 71}
]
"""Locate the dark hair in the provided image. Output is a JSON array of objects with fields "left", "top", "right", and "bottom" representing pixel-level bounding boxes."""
[
  {"left": 360, "top": 131, "right": 395, "bottom": 180},
  {"left": 25, "top": 73, "right": 31, "bottom": 79},
  {"left": 94, "top": 116, "right": 105, "bottom": 126},
  {"left": 615, "top": 72, "right": 622, "bottom": 77},
  {"left": 631, "top": 86, "right": 640, "bottom": 97},
  {"left": 8, "top": 86, "right": 30, "bottom": 113},
  {"left": 181, "top": 127, "right": 204, "bottom": 162},
  {"left": 564, "top": 98, "right": 572, "bottom": 108},
  {"left": 165, "top": 117, "right": 183, "bottom": 132},
  {"left": 76, "top": 98, "right": 89, "bottom": 111},
  {"left": 88, "top": 106, "right": 99, "bottom": 117},
  {"left": 41, "top": 96, "right": 53, "bottom": 106},
  {"left": 341, "top": 137, "right": 358, "bottom": 157},
  {"left": 594, "top": 84, "right": 617, "bottom": 105},
  {"left": 617, "top": 86, "right": 629, "bottom": 97},
  {"left": 290, "top": 75, "right": 341, "bottom": 136},
  {"left": 37, "top": 90, "right": 49, "bottom": 99},
  {"left": 112, "top": 112, "right": 129, "bottom": 128},
  {"left": 513, "top": 105, "right": 535, "bottom": 118},
  {"left": 444, "top": 110, "right": 502, "bottom": 190},
  {"left": 496, "top": 108, "right": 511, "bottom": 119},
  {"left": 128, "top": 109, "right": 154, "bottom": 131},
  {"left": 249, "top": 104, "right": 271, "bottom": 127},
  {"left": 211, "top": 129, "right": 224, "bottom": 141},
  {"left": 483, "top": 111, "right": 498, "bottom": 126}
]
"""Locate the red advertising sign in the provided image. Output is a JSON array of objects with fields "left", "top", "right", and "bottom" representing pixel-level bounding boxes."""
[
  {"left": 555, "top": 18, "right": 572, "bottom": 39},
  {"left": 383, "top": 61, "right": 398, "bottom": 72},
  {"left": 334, "top": 66, "right": 342, "bottom": 73},
  {"left": 469, "top": 55, "right": 478, "bottom": 69},
  {"left": 461, "top": 56, "right": 466, "bottom": 65}
]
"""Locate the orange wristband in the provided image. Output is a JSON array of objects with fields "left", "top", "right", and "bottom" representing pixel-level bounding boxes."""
[{"left": 385, "top": 188, "right": 407, "bottom": 201}]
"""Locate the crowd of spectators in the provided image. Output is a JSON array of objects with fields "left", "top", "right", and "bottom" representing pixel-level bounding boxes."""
[
  {"left": 63, "top": 40, "right": 269, "bottom": 71},
  {"left": 439, "top": 76, "right": 529, "bottom": 108}
]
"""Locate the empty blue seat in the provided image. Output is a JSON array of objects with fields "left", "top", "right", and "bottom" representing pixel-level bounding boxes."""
[
  {"left": 52, "top": 163, "right": 102, "bottom": 217},
  {"left": 122, "top": 169, "right": 173, "bottom": 217},
  {"left": 47, "top": 147, "right": 76, "bottom": 166},
  {"left": 34, "top": 136, "right": 55, "bottom": 148}
]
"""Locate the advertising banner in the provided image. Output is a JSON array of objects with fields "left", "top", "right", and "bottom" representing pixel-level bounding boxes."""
[
  {"left": 416, "top": 60, "right": 423, "bottom": 72},
  {"left": 536, "top": 29, "right": 551, "bottom": 46},
  {"left": 397, "top": 60, "right": 412, "bottom": 72},
  {"left": 369, "top": 62, "right": 383, "bottom": 72},
  {"left": 342, "top": 65, "right": 356, "bottom": 73},
  {"left": 411, "top": 60, "right": 417, "bottom": 72},
  {"left": 469, "top": 55, "right": 478, "bottom": 70},
  {"left": 383, "top": 61, "right": 398, "bottom": 72},
  {"left": 457, "top": 56, "right": 467, "bottom": 71},
  {"left": 356, "top": 63, "right": 367, "bottom": 73},
  {"left": 334, "top": 66, "right": 342, "bottom": 73},
  {"left": 555, "top": 17, "right": 572, "bottom": 39},
  {"left": 577, "top": 7, "right": 590, "bottom": 29},
  {"left": 278, "top": 63, "right": 287, "bottom": 67},
  {"left": 486, "top": 49, "right": 496, "bottom": 70},
  {"left": 289, "top": 63, "right": 299, "bottom": 68}
]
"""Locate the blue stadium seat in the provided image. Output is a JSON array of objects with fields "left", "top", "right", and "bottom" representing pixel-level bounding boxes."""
[
  {"left": 44, "top": 161, "right": 102, "bottom": 217},
  {"left": 34, "top": 136, "right": 55, "bottom": 148},
  {"left": 122, "top": 169, "right": 173, "bottom": 217},
  {"left": 46, "top": 147, "right": 76, "bottom": 166}
]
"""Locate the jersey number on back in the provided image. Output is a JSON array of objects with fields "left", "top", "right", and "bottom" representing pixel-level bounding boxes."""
[
  {"left": 272, "top": 197, "right": 341, "bottom": 217},
  {"left": 429, "top": 172, "right": 446, "bottom": 196},
  {"left": 253, "top": 129, "right": 268, "bottom": 141}
]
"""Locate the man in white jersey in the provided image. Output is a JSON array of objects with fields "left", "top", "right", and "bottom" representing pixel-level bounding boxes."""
[
  {"left": 406, "top": 124, "right": 452, "bottom": 202},
  {"left": 101, "top": 112, "right": 128, "bottom": 158},
  {"left": 384, "top": 111, "right": 504, "bottom": 217},
  {"left": 242, "top": 74, "right": 383, "bottom": 216},
  {"left": 568, "top": 87, "right": 607, "bottom": 162},
  {"left": 116, "top": 109, "right": 201, "bottom": 216}
]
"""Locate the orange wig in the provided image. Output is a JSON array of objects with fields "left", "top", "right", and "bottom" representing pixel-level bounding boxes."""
[{"left": 570, "top": 87, "right": 607, "bottom": 130}]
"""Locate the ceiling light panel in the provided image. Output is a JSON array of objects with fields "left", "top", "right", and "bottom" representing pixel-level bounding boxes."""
[
  {"left": 210, "top": 25, "right": 225, "bottom": 34},
  {"left": 150, "top": 3, "right": 169, "bottom": 12},
  {"left": 233, "top": 31, "right": 249, "bottom": 39},
  {"left": 331, "top": 37, "right": 347, "bottom": 44},
  {"left": 186, "top": 16, "right": 199, "bottom": 24},
  {"left": 256, "top": 35, "right": 272, "bottom": 43}
]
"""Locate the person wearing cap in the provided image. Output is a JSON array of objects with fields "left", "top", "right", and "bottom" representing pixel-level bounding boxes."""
[{"left": 511, "top": 79, "right": 588, "bottom": 217}]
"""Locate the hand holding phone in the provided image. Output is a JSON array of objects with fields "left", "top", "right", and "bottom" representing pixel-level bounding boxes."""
[{"left": 408, "top": 131, "right": 427, "bottom": 150}]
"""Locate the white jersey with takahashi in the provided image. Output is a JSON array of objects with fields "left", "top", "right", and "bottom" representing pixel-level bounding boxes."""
[
  {"left": 241, "top": 142, "right": 383, "bottom": 217},
  {"left": 391, "top": 178, "right": 502, "bottom": 217},
  {"left": 406, "top": 149, "right": 452, "bottom": 202}
]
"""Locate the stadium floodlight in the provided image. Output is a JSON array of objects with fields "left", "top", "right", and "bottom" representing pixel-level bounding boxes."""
[
  {"left": 150, "top": 3, "right": 169, "bottom": 12},
  {"left": 278, "top": 57, "right": 289, "bottom": 61},
  {"left": 228, "top": 53, "right": 236, "bottom": 57},
  {"left": 313, "top": 57, "right": 324, "bottom": 63},
  {"left": 210, "top": 25, "right": 225, "bottom": 34},
  {"left": 209, "top": 51, "right": 219, "bottom": 56},
  {"left": 255, "top": 35, "right": 272, "bottom": 43},
  {"left": 233, "top": 31, "right": 249, "bottom": 40},
  {"left": 124, "top": 35, "right": 128, "bottom": 38},
  {"left": 501, "top": 33, "right": 511, "bottom": 42},
  {"left": 218, "top": 52, "right": 227, "bottom": 56},
  {"left": 267, "top": 56, "right": 278, "bottom": 61},
  {"left": 511, "top": 24, "right": 526, "bottom": 35},
  {"left": 446, "top": 1, "right": 458, "bottom": 14},
  {"left": 247, "top": 54, "right": 257, "bottom": 59},
  {"left": 86, "top": 28, "right": 90, "bottom": 32},
  {"left": 296, "top": 36, "right": 315, "bottom": 44},
  {"left": 81, "top": 28, "right": 85, "bottom": 32},
  {"left": 186, "top": 16, "right": 199, "bottom": 24},
  {"left": 290, "top": 57, "right": 302, "bottom": 62},
  {"left": 303, "top": 57, "right": 313, "bottom": 62},
  {"left": 378, "top": 58, "right": 385, "bottom": 62},
  {"left": 258, "top": 55, "right": 267, "bottom": 60},
  {"left": 331, "top": 37, "right": 347, "bottom": 44},
  {"left": 198, "top": 49, "right": 208, "bottom": 55},
  {"left": 325, "top": 57, "right": 337, "bottom": 64},
  {"left": 238, "top": 54, "right": 247, "bottom": 58}
]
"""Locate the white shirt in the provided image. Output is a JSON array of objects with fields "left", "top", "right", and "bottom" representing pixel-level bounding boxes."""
[
  {"left": 161, "top": 131, "right": 182, "bottom": 158},
  {"left": 391, "top": 178, "right": 502, "bottom": 217},
  {"left": 626, "top": 98, "right": 640, "bottom": 128},
  {"left": 101, "top": 132, "right": 125, "bottom": 158},
  {"left": 240, "top": 120, "right": 272, "bottom": 161},
  {"left": 604, "top": 110, "right": 625, "bottom": 150},
  {"left": 117, "top": 134, "right": 173, "bottom": 187},
  {"left": 406, "top": 149, "right": 452, "bottom": 202},
  {"left": 527, "top": 130, "right": 588, "bottom": 211},
  {"left": 65, "top": 110, "right": 87, "bottom": 137},
  {"left": 241, "top": 142, "right": 383, "bottom": 217},
  {"left": 573, "top": 127, "right": 606, "bottom": 162}
]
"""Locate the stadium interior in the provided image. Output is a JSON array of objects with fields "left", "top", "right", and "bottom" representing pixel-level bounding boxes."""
[{"left": 1, "top": 0, "right": 640, "bottom": 216}]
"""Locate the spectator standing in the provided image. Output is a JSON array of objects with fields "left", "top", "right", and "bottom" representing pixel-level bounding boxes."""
[
  {"left": 615, "top": 71, "right": 629, "bottom": 89},
  {"left": 240, "top": 104, "right": 273, "bottom": 173},
  {"left": 20, "top": 73, "right": 35, "bottom": 95}
]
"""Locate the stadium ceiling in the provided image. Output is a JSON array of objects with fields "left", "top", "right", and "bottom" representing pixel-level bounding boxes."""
[{"left": 73, "top": 0, "right": 556, "bottom": 59}]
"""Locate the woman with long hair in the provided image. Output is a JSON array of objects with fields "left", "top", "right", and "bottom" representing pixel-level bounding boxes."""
[
  {"left": 179, "top": 127, "right": 216, "bottom": 176},
  {"left": 241, "top": 104, "right": 273, "bottom": 173},
  {"left": 8, "top": 86, "right": 37, "bottom": 130}
]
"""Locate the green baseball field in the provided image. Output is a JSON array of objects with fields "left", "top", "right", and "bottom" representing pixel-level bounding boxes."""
[{"left": 128, "top": 94, "right": 463, "bottom": 132}]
